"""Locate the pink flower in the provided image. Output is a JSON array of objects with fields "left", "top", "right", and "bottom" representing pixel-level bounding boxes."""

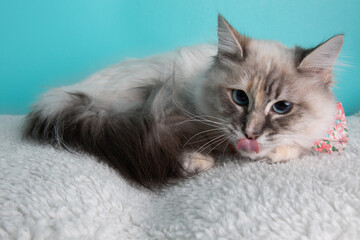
[
  {"left": 335, "top": 102, "right": 346, "bottom": 122},
  {"left": 314, "top": 140, "right": 322, "bottom": 146},
  {"left": 335, "top": 123, "right": 345, "bottom": 133},
  {"left": 327, "top": 128, "right": 335, "bottom": 137},
  {"left": 339, "top": 135, "right": 349, "bottom": 145},
  {"left": 313, "top": 102, "right": 348, "bottom": 154},
  {"left": 318, "top": 142, "right": 332, "bottom": 154},
  {"left": 336, "top": 113, "right": 346, "bottom": 122}
]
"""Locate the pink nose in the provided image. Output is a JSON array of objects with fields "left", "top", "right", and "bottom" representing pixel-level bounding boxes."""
[{"left": 244, "top": 130, "right": 260, "bottom": 140}]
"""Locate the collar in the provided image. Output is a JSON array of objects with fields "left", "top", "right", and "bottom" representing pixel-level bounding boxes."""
[{"left": 312, "top": 102, "right": 349, "bottom": 154}]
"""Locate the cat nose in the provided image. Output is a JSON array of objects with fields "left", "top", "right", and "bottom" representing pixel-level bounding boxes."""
[{"left": 244, "top": 130, "right": 261, "bottom": 140}]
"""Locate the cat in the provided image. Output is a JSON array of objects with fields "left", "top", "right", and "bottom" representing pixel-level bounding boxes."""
[{"left": 24, "top": 15, "right": 344, "bottom": 188}]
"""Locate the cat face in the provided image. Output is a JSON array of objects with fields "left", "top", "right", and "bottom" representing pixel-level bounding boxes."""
[{"left": 196, "top": 15, "right": 343, "bottom": 160}]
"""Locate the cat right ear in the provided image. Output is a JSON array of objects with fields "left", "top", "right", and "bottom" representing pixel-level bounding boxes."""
[
  {"left": 217, "top": 14, "right": 247, "bottom": 60},
  {"left": 297, "top": 34, "right": 344, "bottom": 73}
]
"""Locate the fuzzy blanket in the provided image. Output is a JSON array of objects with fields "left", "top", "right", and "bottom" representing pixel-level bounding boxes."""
[{"left": 1, "top": 114, "right": 360, "bottom": 240}]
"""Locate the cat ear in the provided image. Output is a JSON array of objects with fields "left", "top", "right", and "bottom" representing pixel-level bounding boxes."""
[
  {"left": 217, "top": 14, "right": 247, "bottom": 60},
  {"left": 297, "top": 35, "right": 344, "bottom": 72}
]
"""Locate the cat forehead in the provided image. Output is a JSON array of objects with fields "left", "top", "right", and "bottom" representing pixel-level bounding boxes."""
[
  {"left": 226, "top": 40, "right": 297, "bottom": 89},
  {"left": 247, "top": 40, "right": 295, "bottom": 68}
]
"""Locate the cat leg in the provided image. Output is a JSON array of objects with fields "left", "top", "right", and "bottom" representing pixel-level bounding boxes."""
[
  {"left": 180, "top": 151, "right": 215, "bottom": 175},
  {"left": 267, "top": 145, "right": 306, "bottom": 163}
]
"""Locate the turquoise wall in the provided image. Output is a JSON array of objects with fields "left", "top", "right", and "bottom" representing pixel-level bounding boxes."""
[{"left": 1, "top": 0, "right": 359, "bottom": 115}]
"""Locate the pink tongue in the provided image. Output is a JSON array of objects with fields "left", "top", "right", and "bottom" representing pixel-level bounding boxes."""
[{"left": 236, "top": 138, "right": 260, "bottom": 154}]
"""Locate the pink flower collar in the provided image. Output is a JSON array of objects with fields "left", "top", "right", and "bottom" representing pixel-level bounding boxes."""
[{"left": 312, "top": 102, "right": 349, "bottom": 154}]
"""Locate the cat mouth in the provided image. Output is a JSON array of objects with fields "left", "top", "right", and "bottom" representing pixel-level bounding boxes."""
[{"left": 235, "top": 138, "right": 260, "bottom": 154}]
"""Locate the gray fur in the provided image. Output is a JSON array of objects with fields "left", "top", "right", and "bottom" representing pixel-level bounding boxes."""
[{"left": 24, "top": 14, "right": 344, "bottom": 187}]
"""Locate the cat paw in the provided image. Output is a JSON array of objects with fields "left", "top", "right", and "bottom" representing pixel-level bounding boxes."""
[
  {"left": 180, "top": 151, "right": 215, "bottom": 175},
  {"left": 267, "top": 145, "right": 302, "bottom": 163}
]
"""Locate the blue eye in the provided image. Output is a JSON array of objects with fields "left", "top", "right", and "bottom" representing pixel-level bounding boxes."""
[
  {"left": 232, "top": 90, "right": 249, "bottom": 106},
  {"left": 272, "top": 101, "right": 292, "bottom": 114}
]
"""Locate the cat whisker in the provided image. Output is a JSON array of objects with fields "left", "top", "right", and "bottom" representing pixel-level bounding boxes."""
[
  {"left": 221, "top": 139, "right": 231, "bottom": 156},
  {"left": 169, "top": 85, "right": 229, "bottom": 128},
  {"left": 169, "top": 89, "right": 200, "bottom": 119},
  {"left": 204, "top": 135, "right": 230, "bottom": 157},
  {"left": 178, "top": 111, "right": 225, "bottom": 127},
  {"left": 176, "top": 118, "right": 224, "bottom": 128},
  {"left": 193, "top": 134, "right": 227, "bottom": 156},
  {"left": 194, "top": 116, "right": 228, "bottom": 125},
  {"left": 185, "top": 136, "right": 219, "bottom": 146},
  {"left": 183, "top": 128, "right": 227, "bottom": 147},
  {"left": 194, "top": 114, "right": 228, "bottom": 123}
]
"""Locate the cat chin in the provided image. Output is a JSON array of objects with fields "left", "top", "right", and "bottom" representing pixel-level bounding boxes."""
[
  {"left": 236, "top": 146, "right": 273, "bottom": 161},
  {"left": 228, "top": 137, "right": 272, "bottom": 160}
]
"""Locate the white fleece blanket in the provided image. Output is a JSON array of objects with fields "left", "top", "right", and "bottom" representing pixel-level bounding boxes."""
[{"left": 1, "top": 114, "right": 360, "bottom": 240}]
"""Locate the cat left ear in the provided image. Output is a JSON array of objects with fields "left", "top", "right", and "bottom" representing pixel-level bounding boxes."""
[
  {"left": 297, "top": 34, "right": 344, "bottom": 73},
  {"left": 217, "top": 14, "right": 247, "bottom": 60}
]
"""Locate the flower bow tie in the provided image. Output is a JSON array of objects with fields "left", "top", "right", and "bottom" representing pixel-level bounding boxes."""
[{"left": 312, "top": 102, "right": 348, "bottom": 154}]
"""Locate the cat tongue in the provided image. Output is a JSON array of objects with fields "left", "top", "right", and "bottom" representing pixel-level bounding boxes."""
[{"left": 236, "top": 138, "right": 260, "bottom": 154}]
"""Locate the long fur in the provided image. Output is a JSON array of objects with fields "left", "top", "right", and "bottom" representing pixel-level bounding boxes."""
[
  {"left": 25, "top": 87, "right": 184, "bottom": 188},
  {"left": 23, "top": 15, "right": 344, "bottom": 188},
  {"left": 24, "top": 79, "right": 220, "bottom": 188}
]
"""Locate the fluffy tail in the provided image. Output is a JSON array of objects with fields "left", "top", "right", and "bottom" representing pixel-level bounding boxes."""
[{"left": 24, "top": 90, "right": 187, "bottom": 188}]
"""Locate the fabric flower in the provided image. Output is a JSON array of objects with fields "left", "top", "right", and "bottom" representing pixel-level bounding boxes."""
[
  {"left": 317, "top": 142, "right": 332, "bottom": 154},
  {"left": 312, "top": 102, "right": 348, "bottom": 155}
]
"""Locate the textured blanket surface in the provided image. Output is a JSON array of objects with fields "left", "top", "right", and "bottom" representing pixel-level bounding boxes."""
[{"left": 1, "top": 115, "right": 360, "bottom": 240}]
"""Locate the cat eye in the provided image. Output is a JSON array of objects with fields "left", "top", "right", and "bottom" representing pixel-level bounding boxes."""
[
  {"left": 272, "top": 101, "right": 292, "bottom": 114},
  {"left": 232, "top": 90, "right": 249, "bottom": 106}
]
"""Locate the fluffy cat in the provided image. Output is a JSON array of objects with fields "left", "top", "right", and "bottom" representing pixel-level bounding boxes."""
[{"left": 24, "top": 15, "right": 344, "bottom": 188}]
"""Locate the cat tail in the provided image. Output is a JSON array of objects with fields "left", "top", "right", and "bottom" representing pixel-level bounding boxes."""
[{"left": 23, "top": 87, "right": 187, "bottom": 189}]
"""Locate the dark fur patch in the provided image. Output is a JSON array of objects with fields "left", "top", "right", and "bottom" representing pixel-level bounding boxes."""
[
  {"left": 23, "top": 88, "right": 212, "bottom": 189},
  {"left": 218, "top": 86, "right": 246, "bottom": 132},
  {"left": 294, "top": 46, "right": 315, "bottom": 67}
]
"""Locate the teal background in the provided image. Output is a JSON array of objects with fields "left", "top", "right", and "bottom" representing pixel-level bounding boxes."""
[{"left": 1, "top": 0, "right": 359, "bottom": 115}]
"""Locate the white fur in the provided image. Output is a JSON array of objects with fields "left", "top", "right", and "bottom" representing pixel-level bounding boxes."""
[
  {"left": 248, "top": 40, "right": 294, "bottom": 69},
  {"left": 180, "top": 151, "right": 215, "bottom": 174},
  {"left": 34, "top": 44, "right": 217, "bottom": 117}
]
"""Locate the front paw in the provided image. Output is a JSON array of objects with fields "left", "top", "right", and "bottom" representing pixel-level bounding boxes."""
[
  {"left": 180, "top": 151, "right": 215, "bottom": 175},
  {"left": 267, "top": 145, "right": 302, "bottom": 164}
]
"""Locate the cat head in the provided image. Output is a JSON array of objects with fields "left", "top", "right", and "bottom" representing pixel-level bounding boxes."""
[{"left": 197, "top": 14, "right": 344, "bottom": 159}]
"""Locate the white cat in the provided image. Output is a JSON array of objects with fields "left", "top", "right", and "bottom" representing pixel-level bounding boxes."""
[{"left": 24, "top": 15, "right": 343, "bottom": 188}]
